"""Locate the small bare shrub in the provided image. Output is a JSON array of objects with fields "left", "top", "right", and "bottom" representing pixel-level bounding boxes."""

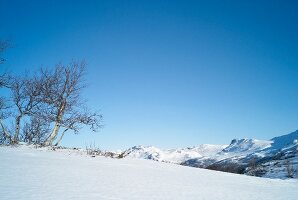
[{"left": 285, "top": 160, "right": 296, "bottom": 178}]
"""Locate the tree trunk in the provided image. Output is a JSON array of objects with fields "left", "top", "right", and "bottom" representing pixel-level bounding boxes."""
[
  {"left": 54, "top": 129, "right": 68, "bottom": 146},
  {"left": 43, "top": 121, "right": 61, "bottom": 146},
  {"left": 13, "top": 115, "right": 22, "bottom": 143},
  {"left": 0, "top": 119, "right": 12, "bottom": 143},
  {"left": 43, "top": 102, "right": 65, "bottom": 146}
]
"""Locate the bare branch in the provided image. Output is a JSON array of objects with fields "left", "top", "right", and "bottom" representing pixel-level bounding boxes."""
[{"left": 0, "top": 40, "right": 11, "bottom": 64}]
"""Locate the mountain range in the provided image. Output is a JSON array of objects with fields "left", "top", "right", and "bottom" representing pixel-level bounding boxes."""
[{"left": 120, "top": 130, "right": 298, "bottom": 179}]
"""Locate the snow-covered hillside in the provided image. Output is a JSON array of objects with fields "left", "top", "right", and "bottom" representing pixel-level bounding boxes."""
[
  {"left": 121, "top": 130, "right": 298, "bottom": 178},
  {"left": 1, "top": 145, "right": 297, "bottom": 200}
]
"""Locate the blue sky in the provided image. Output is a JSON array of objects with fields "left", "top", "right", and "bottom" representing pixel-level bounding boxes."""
[{"left": 1, "top": 0, "right": 298, "bottom": 150}]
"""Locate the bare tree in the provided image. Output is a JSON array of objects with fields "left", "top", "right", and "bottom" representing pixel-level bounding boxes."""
[
  {"left": 0, "top": 40, "right": 10, "bottom": 64},
  {"left": 2, "top": 75, "right": 42, "bottom": 143},
  {"left": 0, "top": 40, "right": 11, "bottom": 144},
  {"left": 0, "top": 70, "right": 48, "bottom": 145},
  {"left": 285, "top": 160, "right": 295, "bottom": 178},
  {"left": 40, "top": 61, "right": 102, "bottom": 146},
  {"left": 249, "top": 158, "right": 257, "bottom": 170},
  {"left": 0, "top": 40, "right": 12, "bottom": 144},
  {"left": 21, "top": 117, "right": 49, "bottom": 144},
  {"left": 0, "top": 39, "right": 12, "bottom": 86},
  {"left": 1, "top": 57, "right": 102, "bottom": 146},
  {"left": 0, "top": 96, "right": 12, "bottom": 144}
]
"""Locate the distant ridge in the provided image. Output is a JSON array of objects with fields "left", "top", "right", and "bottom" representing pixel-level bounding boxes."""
[{"left": 121, "top": 130, "right": 298, "bottom": 179}]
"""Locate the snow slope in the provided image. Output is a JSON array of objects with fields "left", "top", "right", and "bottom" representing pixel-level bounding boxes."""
[
  {"left": 222, "top": 138, "right": 272, "bottom": 153},
  {"left": 270, "top": 130, "right": 298, "bottom": 151},
  {"left": 0, "top": 145, "right": 298, "bottom": 200}
]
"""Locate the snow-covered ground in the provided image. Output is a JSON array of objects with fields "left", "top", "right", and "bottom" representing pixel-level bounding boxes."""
[{"left": 1, "top": 145, "right": 297, "bottom": 200}]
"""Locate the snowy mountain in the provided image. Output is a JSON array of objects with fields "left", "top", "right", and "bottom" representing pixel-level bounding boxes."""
[
  {"left": 121, "top": 130, "right": 298, "bottom": 179},
  {"left": 121, "top": 144, "right": 225, "bottom": 164},
  {"left": 269, "top": 130, "right": 298, "bottom": 151},
  {"left": 222, "top": 138, "right": 272, "bottom": 153}
]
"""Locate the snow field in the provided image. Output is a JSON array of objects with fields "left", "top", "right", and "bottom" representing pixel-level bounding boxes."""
[{"left": 0, "top": 146, "right": 297, "bottom": 200}]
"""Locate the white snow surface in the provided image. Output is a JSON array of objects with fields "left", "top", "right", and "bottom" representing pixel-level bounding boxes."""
[{"left": 1, "top": 145, "right": 298, "bottom": 200}]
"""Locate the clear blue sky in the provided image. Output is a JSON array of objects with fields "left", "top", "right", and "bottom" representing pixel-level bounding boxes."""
[{"left": 1, "top": 0, "right": 297, "bottom": 150}]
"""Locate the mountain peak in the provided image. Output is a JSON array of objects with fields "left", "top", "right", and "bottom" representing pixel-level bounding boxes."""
[
  {"left": 222, "top": 138, "right": 272, "bottom": 153},
  {"left": 270, "top": 130, "right": 298, "bottom": 150}
]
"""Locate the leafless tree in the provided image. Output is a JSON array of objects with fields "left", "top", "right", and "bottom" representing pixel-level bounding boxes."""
[
  {"left": 21, "top": 117, "right": 49, "bottom": 144},
  {"left": 0, "top": 96, "right": 12, "bottom": 144},
  {"left": 285, "top": 160, "right": 295, "bottom": 178},
  {"left": 249, "top": 158, "right": 257, "bottom": 170},
  {"left": 0, "top": 39, "right": 11, "bottom": 85},
  {"left": 0, "top": 40, "right": 10, "bottom": 64},
  {"left": 1, "top": 58, "right": 102, "bottom": 146},
  {"left": 39, "top": 61, "right": 102, "bottom": 146},
  {"left": 0, "top": 40, "right": 12, "bottom": 144},
  {"left": 1, "top": 75, "right": 42, "bottom": 144}
]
